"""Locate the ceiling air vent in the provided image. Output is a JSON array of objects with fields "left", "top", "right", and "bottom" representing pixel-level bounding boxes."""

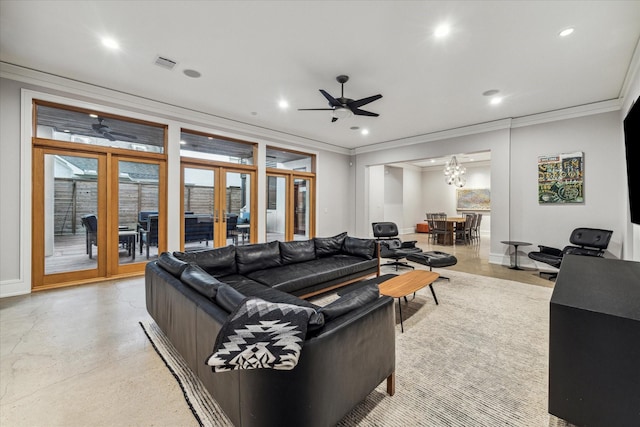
[{"left": 154, "top": 55, "right": 177, "bottom": 70}]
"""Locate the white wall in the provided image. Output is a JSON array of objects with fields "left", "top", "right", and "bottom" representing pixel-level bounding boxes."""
[
  {"left": 368, "top": 165, "right": 385, "bottom": 224},
  {"left": 402, "top": 166, "right": 423, "bottom": 234},
  {"left": 383, "top": 166, "right": 403, "bottom": 228},
  {"left": 315, "top": 149, "right": 351, "bottom": 236},
  {"left": 510, "top": 112, "right": 626, "bottom": 267}
]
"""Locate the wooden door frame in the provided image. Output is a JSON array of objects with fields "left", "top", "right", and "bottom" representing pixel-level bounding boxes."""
[
  {"left": 266, "top": 169, "right": 316, "bottom": 241},
  {"left": 32, "top": 147, "right": 107, "bottom": 290},
  {"left": 180, "top": 161, "right": 257, "bottom": 249}
]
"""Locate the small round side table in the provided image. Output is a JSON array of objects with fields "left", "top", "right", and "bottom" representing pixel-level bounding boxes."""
[{"left": 500, "top": 241, "right": 532, "bottom": 270}]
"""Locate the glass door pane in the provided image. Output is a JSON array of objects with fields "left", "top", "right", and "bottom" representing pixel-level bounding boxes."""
[
  {"left": 44, "top": 154, "right": 99, "bottom": 274},
  {"left": 225, "top": 171, "right": 251, "bottom": 246},
  {"left": 118, "top": 160, "right": 159, "bottom": 264},
  {"left": 266, "top": 175, "right": 286, "bottom": 242},
  {"left": 293, "top": 178, "right": 310, "bottom": 240},
  {"left": 183, "top": 167, "right": 215, "bottom": 251}
]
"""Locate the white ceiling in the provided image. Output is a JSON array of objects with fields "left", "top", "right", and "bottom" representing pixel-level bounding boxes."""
[{"left": 1, "top": 1, "right": 639, "bottom": 152}]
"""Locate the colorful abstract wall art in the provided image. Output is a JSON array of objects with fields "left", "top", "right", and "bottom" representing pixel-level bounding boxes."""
[{"left": 538, "top": 152, "right": 584, "bottom": 204}]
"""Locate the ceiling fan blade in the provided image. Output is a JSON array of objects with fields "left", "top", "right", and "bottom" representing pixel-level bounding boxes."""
[
  {"left": 109, "top": 131, "right": 138, "bottom": 140},
  {"left": 351, "top": 108, "right": 379, "bottom": 117},
  {"left": 348, "top": 94, "right": 382, "bottom": 109},
  {"left": 298, "top": 108, "right": 335, "bottom": 111},
  {"left": 319, "top": 89, "right": 342, "bottom": 107},
  {"left": 102, "top": 132, "right": 117, "bottom": 141}
]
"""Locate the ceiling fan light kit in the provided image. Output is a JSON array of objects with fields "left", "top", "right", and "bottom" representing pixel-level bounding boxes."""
[{"left": 298, "top": 74, "right": 382, "bottom": 123}]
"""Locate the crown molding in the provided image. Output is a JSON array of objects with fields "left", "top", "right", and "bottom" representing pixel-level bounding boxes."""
[
  {"left": 351, "top": 119, "right": 513, "bottom": 155},
  {"left": 510, "top": 99, "right": 622, "bottom": 128},
  {"left": 0, "top": 62, "right": 351, "bottom": 156}
]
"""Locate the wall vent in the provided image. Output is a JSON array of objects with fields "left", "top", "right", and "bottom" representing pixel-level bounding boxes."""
[{"left": 154, "top": 55, "right": 177, "bottom": 70}]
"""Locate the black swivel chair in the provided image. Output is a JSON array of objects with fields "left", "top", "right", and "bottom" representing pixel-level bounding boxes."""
[
  {"left": 372, "top": 222, "right": 423, "bottom": 270},
  {"left": 528, "top": 227, "right": 613, "bottom": 279}
]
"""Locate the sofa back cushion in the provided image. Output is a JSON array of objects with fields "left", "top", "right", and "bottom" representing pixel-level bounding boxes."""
[
  {"left": 180, "top": 264, "right": 223, "bottom": 299},
  {"left": 173, "top": 246, "right": 237, "bottom": 277},
  {"left": 279, "top": 240, "right": 316, "bottom": 265},
  {"left": 215, "top": 284, "right": 247, "bottom": 312},
  {"left": 157, "top": 252, "right": 189, "bottom": 277},
  {"left": 235, "top": 241, "right": 282, "bottom": 275},
  {"left": 314, "top": 232, "right": 347, "bottom": 257},
  {"left": 342, "top": 236, "right": 376, "bottom": 260}
]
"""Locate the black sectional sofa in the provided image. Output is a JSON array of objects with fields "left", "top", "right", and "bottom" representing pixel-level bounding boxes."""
[{"left": 145, "top": 232, "right": 396, "bottom": 427}]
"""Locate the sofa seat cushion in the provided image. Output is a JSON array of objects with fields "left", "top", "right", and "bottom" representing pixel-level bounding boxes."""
[
  {"left": 247, "top": 256, "right": 378, "bottom": 294},
  {"left": 226, "top": 279, "right": 320, "bottom": 311},
  {"left": 319, "top": 282, "right": 380, "bottom": 321}
]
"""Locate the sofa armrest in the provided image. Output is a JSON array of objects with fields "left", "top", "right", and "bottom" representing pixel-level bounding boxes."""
[
  {"left": 234, "top": 295, "right": 395, "bottom": 427},
  {"left": 538, "top": 245, "right": 563, "bottom": 257}
]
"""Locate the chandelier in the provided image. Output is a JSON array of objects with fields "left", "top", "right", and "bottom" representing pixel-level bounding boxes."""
[{"left": 443, "top": 155, "right": 466, "bottom": 187}]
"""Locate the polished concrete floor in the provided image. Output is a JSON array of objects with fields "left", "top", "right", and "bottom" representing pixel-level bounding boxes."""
[{"left": 0, "top": 234, "right": 552, "bottom": 426}]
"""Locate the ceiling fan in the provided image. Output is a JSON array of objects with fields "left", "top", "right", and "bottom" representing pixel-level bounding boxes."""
[
  {"left": 298, "top": 75, "right": 382, "bottom": 122},
  {"left": 91, "top": 117, "right": 137, "bottom": 141}
]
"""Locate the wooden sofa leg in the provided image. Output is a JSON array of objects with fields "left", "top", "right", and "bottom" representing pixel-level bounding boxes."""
[{"left": 386, "top": 372, "right": 395, "bottom": 396}]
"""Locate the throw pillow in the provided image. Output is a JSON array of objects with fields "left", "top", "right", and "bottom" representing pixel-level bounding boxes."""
[
  {"left": 180, "top": 264, "right": 223, "bottom": 299},
  {"left": 314, "top": 231, "right": 348, "bottom": 257}
]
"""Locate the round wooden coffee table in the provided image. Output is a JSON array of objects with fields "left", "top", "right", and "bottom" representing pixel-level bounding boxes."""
[{"left": 378, "top": 270, "right": 439, "bottom": 332}]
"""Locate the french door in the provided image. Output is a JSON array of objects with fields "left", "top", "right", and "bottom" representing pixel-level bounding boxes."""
[
  {"left": 32, "top": 147, "right": 166, "bottom": 290},
  {"left": 266, "top": 171, "right": 315, "bottom": 242},
  {"left": 181, "top": 162, "right": 255, "bottom": 249}
]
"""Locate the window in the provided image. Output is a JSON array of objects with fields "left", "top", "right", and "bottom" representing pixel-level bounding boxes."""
[{"left": 36, "top": 103, "right": 165, "bottom": 153}]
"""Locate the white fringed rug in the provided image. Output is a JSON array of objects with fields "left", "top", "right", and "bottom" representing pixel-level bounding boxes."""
[{"left": 141, "top": 269, "right": 576, "bottom": 426}]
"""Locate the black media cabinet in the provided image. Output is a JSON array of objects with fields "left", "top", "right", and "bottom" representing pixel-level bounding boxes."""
[{"left": 549, "top": 255, "right": 640, "bottom": 427}]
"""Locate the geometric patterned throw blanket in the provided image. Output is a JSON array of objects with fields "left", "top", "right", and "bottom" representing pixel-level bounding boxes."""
[{"left": 206, "top": 298, "right": 320, "bottom": 372}]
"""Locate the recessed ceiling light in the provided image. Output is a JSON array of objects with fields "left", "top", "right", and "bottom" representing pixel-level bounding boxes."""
[
  {"left": 89, "top": 113, "right": 98, "bottom": 118},
  {"left": 183, "top": 69, "right": 201, "bottom": 78},
  {"left": 559, "top": 27, "right": 574, "bottom": 37},
  {"left": 361, "top": 129, "right": 369, "bottom": 135},
  {"left": 101, "top": 37, "right": 120, "bottom": 50},
  {"left": 278, "top": 100, "right": 289, "bottom": 109},
  {"left": 490, "top": 96, "right": 503, "bottom": 105},
  {"left": 434, "top": 24, "right": 450, "bottom": 38}
]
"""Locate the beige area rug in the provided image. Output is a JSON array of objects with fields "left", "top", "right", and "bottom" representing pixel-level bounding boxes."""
[{"left": 141, "top": 269, "right": 576, "bottom": 426}]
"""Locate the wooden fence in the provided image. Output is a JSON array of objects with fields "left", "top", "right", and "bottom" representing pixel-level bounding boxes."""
[{"left": 53, "top": 178, "right": 243, "bottom": 235}]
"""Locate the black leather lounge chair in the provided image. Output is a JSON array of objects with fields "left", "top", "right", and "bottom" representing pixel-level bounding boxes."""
[
  {"left": 528, "top": 227, "right": 613, "bottom": 279},
  {"left": 372, "top": 222, "right": 422, "bottom": 270}
]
